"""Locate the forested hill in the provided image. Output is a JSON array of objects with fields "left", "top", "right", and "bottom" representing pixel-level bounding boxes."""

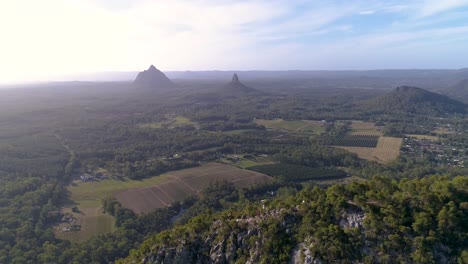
[
  {"left": 363, "top": 86, "right": 466, "bottom": 116},
  {"left": 444, "top": 79, "right": 468, "bottom": 103},
  {"left": 120, "top": 176, "right": 468, "bottom": 264}
]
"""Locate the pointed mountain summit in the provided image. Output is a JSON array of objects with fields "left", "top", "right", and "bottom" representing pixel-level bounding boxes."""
[
  {"left": 232, "top": 73, "right": 240, "bottom": 83},
  {"left": 134, "top": 65, "right": 174, "bottom": 89},
  {"left": 224, "top": 73, "right": 257, "bottom": 93}
]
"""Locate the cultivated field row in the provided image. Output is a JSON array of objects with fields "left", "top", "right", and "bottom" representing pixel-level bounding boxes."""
[
  {"left": 115, "top": 163, "right": 271, "bottom": 214},
  {"left": 336, "top": 136, "right": 403, "bottom": 164}
]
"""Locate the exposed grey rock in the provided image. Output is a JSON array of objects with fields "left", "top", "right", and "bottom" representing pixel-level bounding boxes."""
[{"left": 339, "top": 212, "right": 365, "bottom": 229}]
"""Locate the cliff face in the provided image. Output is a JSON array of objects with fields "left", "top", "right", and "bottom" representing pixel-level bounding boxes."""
[
  {"left": 139, "top": 209, "right": 300, "bottom": 264},
  {"left": 124, "top": 208, "right": 369, "bottom": 264}
]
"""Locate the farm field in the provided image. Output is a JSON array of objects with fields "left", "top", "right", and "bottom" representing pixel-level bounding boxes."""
[
  {"left": 54, "top": 207, "right": 115, "bottom": 242},
  {"left": 60, "top": 163, "right": 270, "bottom": 240},
  {"left": 255, "top": 119, "right": 325, "bottom": 134},
  {"left": 333, "top": 135, "right": 379, "bottom": 148},
  {"left": 115, "top": 163, "right": 271, "bottom": 213},
  {"left": 55, "top": 173, "right": 173, "bottom": 241},
  {"left": 433, "top": 128, "right": 454, "bottom": 135},
  {"left": 336, "top": 136, "right": 403, "bottom": 164},
  {"left": 249, "top": 163, "right": 348, "bottom": 182},
  {"left": 407, "top": 134, "right": 439, "bottom": 141},
  {"left": 349, "top": 121, "right": 382, "bottom": 136}
]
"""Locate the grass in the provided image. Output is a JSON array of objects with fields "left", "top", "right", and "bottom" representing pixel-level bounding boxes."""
[
  {"left": 54, "top": 207, "right": 116, "bottom": 242},
  {"left": 114, "top": 163, "right": 271, "bottom": 214},
  {"left": 57, "top": 175, "right": 173, "bottom": 241},
  {"left": 68, "top": 175, "right": 172, "bottom": 208},
  {"left": 138, "top": 122, "right": 162, "bottom": 129},
  {"left": 255, "top": 119, "right": 324, "bottom": 134},
  {"left": 137, "top": 115, "right": 199, "bottom": 129},
  {"left": 433, "top": 128, "right": 453, "bottom": 135},
  {"left": 221, "top": 154, "right": 273, "bottom": 169},
  {"left": 236, "top": 159, "right": 262, "bottom": 169},
  {"left": 174, "top": 116, "right": 192, "bottom": 124},
  {"left": 407, "top": 134, "right": 439, "bottom": 141},
  {"left": 349, "top": 121, "right": 381, "bottom": 136},
  {"left": 61, "top": 163, "right": 271, "bottom": 238},
  {"left": 336, "top": 136, "right": 403, "bottom": 164},
  {"left": 220, "top": 129, "right": 252, "bottom": 135}
]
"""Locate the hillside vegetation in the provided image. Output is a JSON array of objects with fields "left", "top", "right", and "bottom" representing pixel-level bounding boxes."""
[
  {"left": 122, "top": 176, "right": 468, "bottom": 264},
  {"left": 364, "top": 86, "right": 466, "bottom": 116}
]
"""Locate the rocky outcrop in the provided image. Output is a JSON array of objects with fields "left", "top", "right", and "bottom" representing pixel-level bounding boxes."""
[
  {"left": 339, "top": 211, "right": 365, "bottom": 229},
  {"left": 232, "top": 73, "right": 240, "bottom": 83},
  {"left": 289, "top": 241, "right": 323, "bottom": 264},
  {"left": 140, "top": 209, "right": 299, "bottom": 264},
  {"left": 134, "top": 65, "right": 174, "bottom": 89},
  {"left": 224, "top": 73, "right": 257, "bottom": 93}
]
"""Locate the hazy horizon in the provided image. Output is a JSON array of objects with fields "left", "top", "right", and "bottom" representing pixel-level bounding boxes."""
[{"left": 2, "top": 0, "right": 468, "bottom": 83}]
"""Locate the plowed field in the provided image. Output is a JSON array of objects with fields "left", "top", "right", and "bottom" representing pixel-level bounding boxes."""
[{"left": 115, "top": 163, "right": 271, "bottom": 213}]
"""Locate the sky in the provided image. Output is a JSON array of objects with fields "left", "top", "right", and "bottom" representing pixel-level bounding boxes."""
[{"left": 1, "top": 0, "right": 468, "bottom": 83}]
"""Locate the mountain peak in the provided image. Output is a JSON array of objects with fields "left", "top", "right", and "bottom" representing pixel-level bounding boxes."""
[
  {"left": 222, "top": 73, "right": 259, "bottom": 95},
  {"left": 134, "top": 65, "right": 174, "bottom": 89},
  {"left": 367, "top": 86, "right": 466, "bottom": 115},
  {"left": 232, "top": 73, "right": 239, "bottom": 83}
]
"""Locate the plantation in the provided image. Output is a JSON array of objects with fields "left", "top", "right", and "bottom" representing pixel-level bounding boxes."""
[
  {"left": 333, "top": 135, "right": 379, "bottom": 148},
  {"left": 336, "top": 136, "right": 403, "bottom": 163},
  {"left": 249, "top": 163, "right": 348, "bottom": 182},
  {"left": 115, "top": 163, "right": 271, "bottom": 213}
]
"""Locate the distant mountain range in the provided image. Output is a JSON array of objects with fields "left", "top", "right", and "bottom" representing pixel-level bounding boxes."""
[
  {"left": 61, "top": 68, "right": 468, "bottom": 85},
  {"left": 50, "top": 68, "right": 468, "bottom": 102}
]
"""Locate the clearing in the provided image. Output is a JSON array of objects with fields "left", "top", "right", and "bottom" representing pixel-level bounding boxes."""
[
  {"left": 55, "top": 173, "right": 172, "bottom": 241},
  {"left": 138, "top": 115, "right": 199, "bottom": 129},
  {"left": 407, "top": 134, "right": 440, "bottom": 141},
  {"left": 255, "top": 119, "right": 325, "bottom": 134},
  {"left": 54, "top": 207, "right": 115, "bottom": 242},
  {"left": 349, "top": 121, "right": 382, "bottom": 136},
  {"left": 115, "top": 163, "right": 271, "bottom": 214},
  {"left": 60, "top": 163, "right": 270, "bottom": 240},
  {"left": 220, "top": 154, "right": 273, "bottom": 169},
  {"left": 336, "top": 136, "right": 403, "bottom": 164}
]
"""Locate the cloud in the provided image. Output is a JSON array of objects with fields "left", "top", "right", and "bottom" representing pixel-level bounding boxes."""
[
  {"left": 419, "top": 0, "right": 468, "bottom": 17},
  {"left": 1, "top": 0, "right": 468, "bottom": 83},
  {"left": 359, "top": 10, "right": 376, "bottom": 15}
]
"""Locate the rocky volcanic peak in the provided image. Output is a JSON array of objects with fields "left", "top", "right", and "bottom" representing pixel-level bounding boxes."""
[
  {"left": 225, "top": 73, "right": 256, "bottom": 93},
  {"left": 232, "top": 73, "right": 240, "bottom": 83},
  {"left": 134, "top": 65, "right": 174, "bottom": 88}
]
